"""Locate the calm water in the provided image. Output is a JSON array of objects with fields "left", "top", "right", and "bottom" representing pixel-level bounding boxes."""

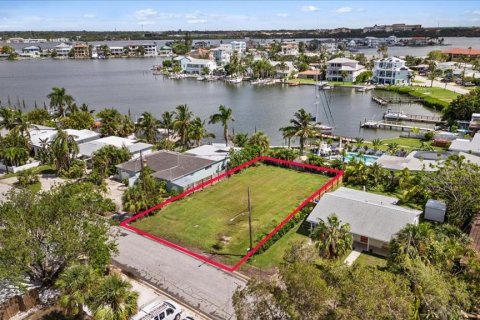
[{"left": 0, "top": 58, "right": 440, "bottom": 144}]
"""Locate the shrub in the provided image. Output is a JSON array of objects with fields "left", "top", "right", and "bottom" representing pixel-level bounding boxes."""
[
  {"left": 61, "top": 160, "right": 86, "bottom": 179},
  {"left": 16, "top": 169, "right": 39, "bottom": 188},
  {"left": 424, "top": 132, "right": 434, "bottom": 141}
]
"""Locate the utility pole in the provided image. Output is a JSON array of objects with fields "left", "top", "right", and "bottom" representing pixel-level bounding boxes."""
[{"left": 248, "top": 187, "right": 253, "bottom": 251}]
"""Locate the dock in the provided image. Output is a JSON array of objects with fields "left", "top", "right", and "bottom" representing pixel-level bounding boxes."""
[
  {"left": 360, "top": 120, "right": 435, "bottom": 132},
  {"left": 372, "top": 95, "right": 424, "bottom": 106},
  {"left": 382, "top": 112, "right": 445, "bottom": 124}
]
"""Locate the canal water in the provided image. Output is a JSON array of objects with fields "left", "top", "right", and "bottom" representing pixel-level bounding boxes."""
[{"left": 0, "top": 58, "right": 441, "bottom": 144}]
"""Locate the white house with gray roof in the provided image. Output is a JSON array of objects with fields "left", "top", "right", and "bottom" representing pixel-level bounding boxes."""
[
  {"left": 449, "top": 133, "right": 480, "bottom": 156},
  {"left": 116, "top": 150, "right": 226, "bottom": 191},
  {"left": 372, "top": 57, "right": 411, "bottom": 85},
  {"left": 306, "top": 187, "right": 421, "bottom": 253},
  {"left": 77, "top": 136, "right": 152, "bottom": 160},
  {"left": 326, "top": 58, "right": 365, "bottom": 82}
]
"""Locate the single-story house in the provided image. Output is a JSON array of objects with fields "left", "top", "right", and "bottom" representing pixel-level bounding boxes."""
[
  {"left": 449, "top": 133, "right": 480, "bottom": 155},
  {"left": 29, "top": 126, "right": 101, "bottom": 156},
  {"left": 116, "top": 150, "right": 226, "bottom": 191},
  {"left": 306, "top": 187, "right": 422, "bottom": 253},
  {"left": 297, "top": 69, "right": 321, "bottom": 79},
  {"left": 374, "top": 151, "right": 445, "bottom": 171},
  {"left": 77, "top": 136, "right": 153, "bottom": 160},
  {"left": 184, "top": 144, "right": 232, "bottom": 165}
]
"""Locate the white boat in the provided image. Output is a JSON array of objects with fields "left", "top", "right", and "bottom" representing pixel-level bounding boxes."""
[
  {"left": 316, "top": 81, "right": 332, "bottom": 90},
  {"left": 356, "top": 86, "right": 367, "bottom": 92},
  {"left": 315, "top": 124, "right": 333, "bottom": 133},
  {"left": 197, "top": 76, "right": 205, "bottom": 81},
  {"left": 227, "top": 77, "right": 243, "bottom": 84},
  {"left": 384, "top": 111, "right": 409, "bottom": 121}
]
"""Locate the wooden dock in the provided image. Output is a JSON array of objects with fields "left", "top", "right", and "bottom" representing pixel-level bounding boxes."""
[
  {"left": 382, "top": 112, "right": 445, "bottom": 124},
  {"left": 361, "top": 120, "right": 435, "bottom": 132},
  {"left": 372, "top": 95, "right": 424, "bottom": 106}
]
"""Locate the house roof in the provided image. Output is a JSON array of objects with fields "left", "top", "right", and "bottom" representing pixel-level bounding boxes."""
[
  {"left": 78, "top": 136, "right": 152, "bottom": 157},
  {"left": 306, "top": 187, "right": 422, "bottom": 242},
  {"left": 117, "top": 150, "right": 216, "bottom": 181},
  {"left": 377, "top": 57, "right": 406, "bottom": 63},
  {"left": 184, "top": 144, "right": 235, "bottom": 161},
  {"left": 449, "top": 133, "right": 480, "bottom": 154},
  {"left": 298, "top": 70, "right": 321, "bottom": 75},
  {"left": 29, "top": 127, "right": 100, "bottom": 147},
  {"left": 327, "top": 57, "right": 359, "bottom": 64},
  {"left": 374, "top": 151, "right": 440, "bottom": 171},
  {"left": 442, "top": 48, "right": 480, "bottom": 56}
]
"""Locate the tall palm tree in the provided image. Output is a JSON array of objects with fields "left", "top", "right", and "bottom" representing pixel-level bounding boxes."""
[
  {"left": 136, "top": 112, "right": 160, "bottom": 144},
  {"left": 248, "top": 131, "right": 270, "bottom": 154},
  {"left": 89, "top": 274, "right": 139, "bottom": 320},
  {"left": 51, "top": 129, "right": 79, "bottom": 172},
  {"left": 56, "top": 264, "right": 100, "bottom": 318},
  {"left": 79, "top": 103, "right": 95, "bottom": 114},
  {"left": 279, "top": 126, "right": 296, "bottom": 149},
  {"left": 173, "top": 104, "right": 193, "bottom": 150},
  {"left": 47, "top": 87, "right": 74, "bottom": 118},
  {"left": 189, "top": 117, "right": 215, "bottom": 147},
  {"left": 310, "top": 213, "right": 353, "bottom": 259},
  {"left": 209, "top": 105, "right": 234, "bottom": 146},
  {"left": 159, "top": 111, "right": 174, "bottom": 139},
  {"left": 280, "top": 108, "right": 317, "bottom": 155}
]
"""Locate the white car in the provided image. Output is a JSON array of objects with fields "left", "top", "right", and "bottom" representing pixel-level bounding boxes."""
[{"left": 131, "top": 300, "right": 183, "bottom": 320}]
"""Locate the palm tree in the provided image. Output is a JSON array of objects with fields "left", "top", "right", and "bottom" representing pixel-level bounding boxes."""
[
  {"left": 189, "top": 117, "right": 215, "bottom": 147},
  {"left": 173, "top": 104, "right": 193, "bottom": 150},
  {"left": 310, "top": 213, "right": 353, "bottom": 259},
  {"left": 377, "top": 44, "right": 388, "bottom": 58},
  {"left": 248, "top": 131, "right": 270, "bottom": 154},
  {"left": 0, "top": 107, "right": 17, "bottom": 131},
  {"left": 279, "top": 126, "right": 296, "bottom": 149},
  {"left": 47, "top": 87, "right": 74, "bottom": 118},
  {"left": 51, "top": 129, "right": 79, "bottom": 173},
  {"left": 159, "top": 111, "right": 174, "bottom": 139},
  {"left": 280, "top": 108, "right": 317, "bottom": 155},
  {"left": 389, "top": 223, "right": 434, "bottom": 265},
  {"left": 371, "top": 138, "right": 383, "bottom": 151},
  {"left": 136, "top": 112, "right": 160, "bottom": 144},
  {"left": 427, "top": 61, "right": 438, "bottom": 87},
  {"left": 56, "top": 264, "right": 100, "bottom": 318},
  {"left": 80, "top": 103, "right": 95, "bottom": 114},
  {"left": 340, "top": 70, "right": 349, "bottom": 83},
  {"left": 387, "top": 142, "right": 399, "bottom": 155},
  {"left": 209, "top": 105, "right": 235, "bottom": 146},
  {"left": 89, "top": 274, "right": 138, "bottom": 320},
  {"left": 354, "top": 137, "right": 365, "bottom": 150},
  {"left": 232, "top": 132, "right": 248, "bottom": 147}
]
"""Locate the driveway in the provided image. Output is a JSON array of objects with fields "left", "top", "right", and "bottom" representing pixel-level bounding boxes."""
[
  {"left": 112, "top": 228, "right": 246, "bottom": 320},
  {"left": 105, "top": 178, "right": 127, "bottom": 211},
  {"left": 0, "top": 180, "right": 12, "bottom": 202},
  {"left": 415, "top": 75, "right": 469, "bottom": 94}
]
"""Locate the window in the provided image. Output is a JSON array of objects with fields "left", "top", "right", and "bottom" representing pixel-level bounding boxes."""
[
  {"left": 360, "top": 236, "right": 368, "bottom": 243},
  {"left": 159, "top": 312, "right": 165, "bottom": 320},
  {"left": 166, "top": 308, "right": 174, "bottom": 315}
]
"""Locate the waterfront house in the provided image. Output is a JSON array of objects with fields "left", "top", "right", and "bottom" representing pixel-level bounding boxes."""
[
  {"left": 78, "top": 136, "right": 153, "bottom": 161},
  {"left": 116, "top": 150, "right": 225, "bottom": 191},
  {"left": 297, "top": 69, "right": 321, "bottom": 80},
  {"left": 374, "top": 151, "right": 441, "bottom": 172},
  {"left": 306, "top": 187, "right": 422, "bottom": 254},
  {"left": 21, "top": 46, "right": 41, "bottom": 57},
  {"left": 54, "top": 43, "right": 72, "bottom": 57},
  {"left": 372, "top": 57, "right": 411, "bottom": 85},
  {"left": 325, "top": 58, "right": 365, "bottom": 82},
  {"left": 188, "top": 48, "right": 211, "bottom": 60},
  {"left": 184, "top": 144, "right": 232, "bottom": 167},
  {"left": 108, "top": 46, "right": 124, "bottom": 57},
  {"left": 29, "top": 126, "right": 101, "bottom": 156},
  {"left": 280, "top": 43, "right": 299, "bottom": 56},
  {"left": 442, "top": 47, "right": 480, "bottom": 60},
  {"left": 231, "top": 41, "right": 246, "bottom": 53},
  {"left": 211, "top": 44, "right": 233, "bottom": 66},
  {"left": 179, "top": 57, "right": 217, "bottom": 74},
  {"left": 126, "top": 43, "right": 157, "bottom": 56},
  {"left": 271, "top": 61, "right": 297, "bottom": 78},
  {"left": 158, "top": 45, "right": 173, "bottom": 56},
  {"left": 73, "top": 43, "right": 90, "bottom": 58}
]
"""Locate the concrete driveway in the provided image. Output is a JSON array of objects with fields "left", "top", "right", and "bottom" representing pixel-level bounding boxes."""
[{"left": 112, "top": 228, "right": 246, "bottom": 320}]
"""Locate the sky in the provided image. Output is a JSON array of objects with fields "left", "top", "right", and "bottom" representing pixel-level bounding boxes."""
[{"left": 0, "top": 1, "right": 479, "bottom": 31}]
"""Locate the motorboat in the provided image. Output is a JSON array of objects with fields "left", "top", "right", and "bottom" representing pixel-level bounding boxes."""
[
  {"left": 315, "top": 124, "right": 333, "bottom": 133},
  {"left": 316, "top": 81, "right": 332, "bottom": 90},
  {"left": 384, "top": 111, "right": 409, "bottom": 121},
  {"left": 356, "top": 86, "right": 367, "bottom": 92},
  {"left": 227, "top": 76, "right": 243, "bottom": 84}
]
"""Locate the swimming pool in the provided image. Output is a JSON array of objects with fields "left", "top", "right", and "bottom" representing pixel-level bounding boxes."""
[{"left": 344, "top": 152, "right": 379, "bottom": 166}]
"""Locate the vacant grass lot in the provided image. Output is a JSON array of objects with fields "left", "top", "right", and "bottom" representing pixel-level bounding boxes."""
[
  {"left": 132, "top": 164, "right": 330, "bottom": 265},
  {"left": 410, "top": 86, "right": 460, "bottom": 103}
]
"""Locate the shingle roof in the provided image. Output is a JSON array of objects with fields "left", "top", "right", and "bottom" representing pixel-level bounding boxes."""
[
  {"left": 442, "top": 48, "right": 480, "bottom": 56},
  {"left": 117, "top": 150, "right": 216, "bottom": 181},
  {"left": 306, "top": 187, "right": 421, "bottom": 242}
]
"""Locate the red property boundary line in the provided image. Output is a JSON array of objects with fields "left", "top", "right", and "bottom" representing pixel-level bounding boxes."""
[{"left": 120, "top": 156, "right": 344, "bottom": 272}]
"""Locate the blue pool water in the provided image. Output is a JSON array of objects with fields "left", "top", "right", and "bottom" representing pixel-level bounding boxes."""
[{"left": 344, "top": 152, "right": 379, "bottom": 165}]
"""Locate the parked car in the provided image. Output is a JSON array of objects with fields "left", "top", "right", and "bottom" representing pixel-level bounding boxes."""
[
  {"left": 463, "top": 81, "right": 475, "bottom": 87},
  {"left": 131, "top": 300, "right": 183, "bottom": 320}
]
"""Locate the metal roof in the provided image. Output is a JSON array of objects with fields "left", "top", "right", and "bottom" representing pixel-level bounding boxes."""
[{"left": 306, "top": 187, "right": 421, "bottom": 242}]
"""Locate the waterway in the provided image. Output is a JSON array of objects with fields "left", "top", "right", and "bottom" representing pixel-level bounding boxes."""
[{"left": 0, "top": 58, "right": 441, "bottom": 144}]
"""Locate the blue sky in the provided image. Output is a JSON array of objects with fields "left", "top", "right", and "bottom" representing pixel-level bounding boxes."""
[{"left": 1, "top": 1, "right": 479, "bottom": 31}]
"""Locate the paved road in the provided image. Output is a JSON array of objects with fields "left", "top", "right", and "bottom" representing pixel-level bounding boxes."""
[
  {"left": 112, "top": 228, "right": 246, "bottom": 320},
  {"left": 415, "top": 75, "right": 469, "bottom": 94}
]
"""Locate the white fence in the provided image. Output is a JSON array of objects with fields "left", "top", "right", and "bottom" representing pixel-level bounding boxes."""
[{"left": 0, "top": 161, "right": 41, "bottom": 173}]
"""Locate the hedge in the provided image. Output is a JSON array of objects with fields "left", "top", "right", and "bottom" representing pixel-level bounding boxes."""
[{"left": 254, "top": 206, "right": 313, "bottom": 254}]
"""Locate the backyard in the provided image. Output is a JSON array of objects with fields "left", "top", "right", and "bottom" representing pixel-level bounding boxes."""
[{"left": 131, "top": 164, "right": 331, "bottom": 266}]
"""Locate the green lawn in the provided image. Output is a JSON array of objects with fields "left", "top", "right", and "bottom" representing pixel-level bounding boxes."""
[
  {"left": 410, "top": 86, "right": 461, "bottom": 103},
  {"left": 355, "top": 252, "right": 387, "bottom": 269},
  {"left": 287, "top": 78, "right": 317, "bottom": 85},
  {"left": 364, "top": 137, "right": 445, "bottom": 152},
  {"left": 132, "top": 164, "right": 330, "bottom": 265}
]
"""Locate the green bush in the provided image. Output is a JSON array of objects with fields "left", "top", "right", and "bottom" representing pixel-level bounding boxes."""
[
  {"left": 61, "top": 160, "right": 86, "bottom": 179},
  {"left": 16, "top": 169, "right": 39, "bottom": 188}
]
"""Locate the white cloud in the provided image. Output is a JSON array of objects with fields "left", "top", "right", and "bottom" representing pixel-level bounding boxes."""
[
  {"left": 336, "top": 7, "right": 353, "bottom": 13},
  {"left": 83, "top": 14, "right": 95, "bottom": 19},
  {"left": 277, "top": 13, "right": 289, "bottom": 17},
  {"left": 301, "top": 5, "right": 319, "bottom": 12},
  {"left": 187, "top": 19, "right": 207, "bottom": 24},
  {"left": 472, "top": 10, "right": 480, "bottom": 15},
  {"left": 134, "top": 8, "right": 158, "bottom": 21}
]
